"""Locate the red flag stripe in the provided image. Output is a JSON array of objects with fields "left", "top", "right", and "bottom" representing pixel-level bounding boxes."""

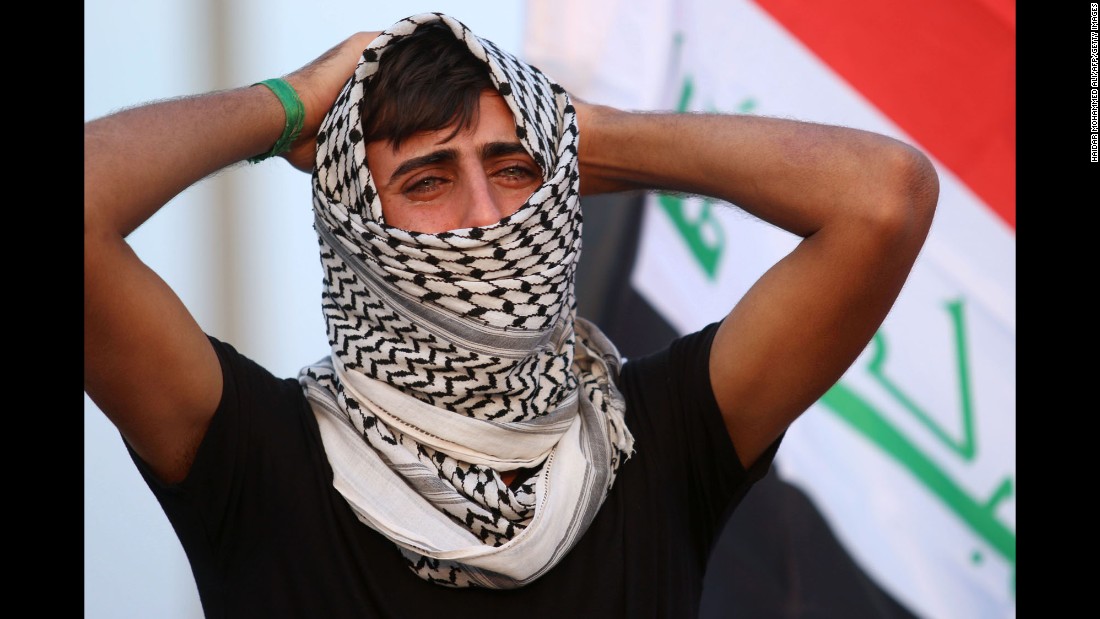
[{"left": 752, "top": 0, "right": 1016, "bottom": 230}]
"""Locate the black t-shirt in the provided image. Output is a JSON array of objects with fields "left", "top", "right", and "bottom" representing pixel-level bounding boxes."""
[{"left": 128, "top": 323, "right": 780, "bottom": 618}]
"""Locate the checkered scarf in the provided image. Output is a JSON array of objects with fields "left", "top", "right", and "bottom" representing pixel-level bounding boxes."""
[{"left": 298, "top": 13, "right": 633, "bottom": 588}]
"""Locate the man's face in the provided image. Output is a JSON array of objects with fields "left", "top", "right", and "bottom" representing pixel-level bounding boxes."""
[{"left": 366, "top": 90, "right": 542, "bottom": 234}]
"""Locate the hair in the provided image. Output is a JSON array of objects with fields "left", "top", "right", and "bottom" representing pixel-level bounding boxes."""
[{"left": 360, "top": 23, "right": 498, "bottom": 151}]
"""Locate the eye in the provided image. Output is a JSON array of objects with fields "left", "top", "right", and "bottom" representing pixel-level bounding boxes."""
[
  {"left": 494, "top": 165, "right": 538, "bottom": 184},
  {"left": 403, "top": 176, "right": 449, "bottom": 197}
]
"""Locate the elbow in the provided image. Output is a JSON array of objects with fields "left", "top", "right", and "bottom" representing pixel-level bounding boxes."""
[
  {"left": 84, "top": 198, "right": 118, "bottom": 290},
  {"left": 84, "top": 207, "right": 106, "bottom": 298},
  {"left": 84, "top": 200, "right": 109, "bottom": 251},
  {"left": 864, "top": 142, "right": 939, "bottom": 252},
  {"left": 898, "top": 143, "right": 939, "bottom": 237}
]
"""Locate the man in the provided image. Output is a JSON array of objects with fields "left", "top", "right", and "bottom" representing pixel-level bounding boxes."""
[{"left": 84, "top": 13, "right": 937, "bottom": 618}]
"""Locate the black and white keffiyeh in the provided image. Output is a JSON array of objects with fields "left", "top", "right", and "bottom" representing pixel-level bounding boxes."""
[{"left": 298, "top": 13, "right": 634, "bottom": 588}]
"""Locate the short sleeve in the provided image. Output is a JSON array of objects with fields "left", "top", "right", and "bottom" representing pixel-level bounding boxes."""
[{"left": 616, "top": 322, "right": 782, "bottom": 561}]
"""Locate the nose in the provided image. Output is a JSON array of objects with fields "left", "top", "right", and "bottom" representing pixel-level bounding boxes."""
[{"left": 460, "top": 172, "right": 509, "bottom": 229}]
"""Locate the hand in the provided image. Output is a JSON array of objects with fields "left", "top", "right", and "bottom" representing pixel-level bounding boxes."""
[
  {"left": 570, "top": 95, "right": 631, "bottom": 196},
  {"left": 280, "top": 31, "right": 381, "bottom": 172}
]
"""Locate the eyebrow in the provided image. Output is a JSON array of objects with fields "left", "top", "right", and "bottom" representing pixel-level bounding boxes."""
[
  {"left": 480, "top": 141, "right": 529, "bottom": 160},
  {"left": 385, "top": 141, "right": 533, "bottom": 187},
  {"left": 387, "top": 149, "right": 457, "bottom": 186}
]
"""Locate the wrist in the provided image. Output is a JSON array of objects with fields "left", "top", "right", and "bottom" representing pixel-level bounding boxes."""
[{"left": 247, "top": 78, "right": 305, "bottom": 163}]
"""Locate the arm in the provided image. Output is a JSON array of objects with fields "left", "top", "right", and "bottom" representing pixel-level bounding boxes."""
[
  {"left": 575, "top": 103, "right": 938, "bottom": 469},
  {"left": 83, "top": 32, "right": 377, "bottom": 484}
]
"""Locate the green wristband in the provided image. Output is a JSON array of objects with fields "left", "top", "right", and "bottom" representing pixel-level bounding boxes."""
[{"left": 248, "top": 78, "right": 305, "bottom": 163}]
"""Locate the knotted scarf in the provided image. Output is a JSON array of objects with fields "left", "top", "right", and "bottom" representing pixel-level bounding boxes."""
[{"left": 298, "top": 12, "right": 633, "bottom": 589}]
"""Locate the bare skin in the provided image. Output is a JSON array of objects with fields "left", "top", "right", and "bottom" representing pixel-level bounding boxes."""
[
  {"left": 367, "top": 90, "right": 542, "bottom": 233},
  {"left": 84, "top": 31, "right": 938, "bottom": 487}
]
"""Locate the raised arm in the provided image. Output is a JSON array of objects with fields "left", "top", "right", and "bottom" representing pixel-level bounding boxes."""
[
  {"left": 575, "top": 103, "right": 938, "bottom": 469},
  {"left": 83, "top": 32, "right": 376, "bottom": 484}
]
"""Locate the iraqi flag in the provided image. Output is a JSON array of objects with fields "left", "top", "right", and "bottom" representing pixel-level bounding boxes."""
[{"left": 524, "top": 0, "right": 1016, "bottom": 617}]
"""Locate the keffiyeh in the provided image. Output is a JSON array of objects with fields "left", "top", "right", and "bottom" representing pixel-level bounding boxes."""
[{"left": 298, "top": 13, "right": 633, "bottom": 589}]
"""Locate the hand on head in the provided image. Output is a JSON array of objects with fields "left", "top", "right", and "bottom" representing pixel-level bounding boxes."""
[{"left": 281, "top": 31, "right": 381, "bottom": 172}]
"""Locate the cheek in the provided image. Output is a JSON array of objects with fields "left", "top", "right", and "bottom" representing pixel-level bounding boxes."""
[
  {"left": 502, "top": 196, "right": 528, "bottom": 219},
  {"left": 499, "top": 184, "right": 540, "bottom": 214}
]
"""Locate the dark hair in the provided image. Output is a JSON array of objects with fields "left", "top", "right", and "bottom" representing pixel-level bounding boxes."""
[{"left": 360, "top": 23, "right": 497, "bottom": 150}]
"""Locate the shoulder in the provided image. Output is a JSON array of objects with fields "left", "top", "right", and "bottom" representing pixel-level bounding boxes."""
[
  {"left": 618, "top": 322, "right": 723, "bottom": 417},
  {"left": 201, "top": 335, "right": 315, "bottom": 448},
  {"left": 616, "top": 322, "right": 736, "bottom": 469},
  {"left": 128, "top": 335, "right": 314, "bottom": 489}
]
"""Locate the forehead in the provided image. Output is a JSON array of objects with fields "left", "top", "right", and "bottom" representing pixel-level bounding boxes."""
[
  {"left": 469, "top": 90, "right": 519, "bottom": 140},
  {"left": 366, "top": 90, "right": 526, "bottom": 167}
]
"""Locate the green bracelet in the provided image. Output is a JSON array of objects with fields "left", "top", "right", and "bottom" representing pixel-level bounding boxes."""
[{"left": 247, "top": 78, "right": 305, "bottom": 163}]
